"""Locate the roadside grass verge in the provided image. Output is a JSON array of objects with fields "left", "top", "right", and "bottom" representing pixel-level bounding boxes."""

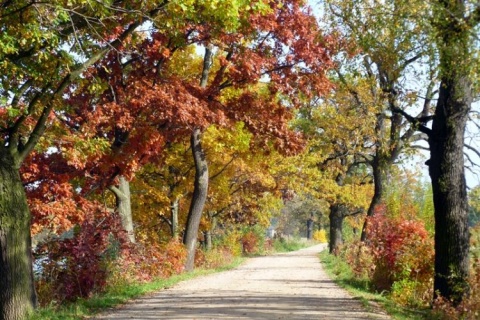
[
  {"left": 29, "top": 257, "right": 245, "bottom": 320},
  {"left": 30, "top": 238, "right": 313, "bottom": 320},
  {"left": 319, "top": 249, "right": 431, "bottom": 320}
]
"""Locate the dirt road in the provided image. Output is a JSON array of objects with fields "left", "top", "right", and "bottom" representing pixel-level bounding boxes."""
[{"left": 95, "top": 244, "right": 390, "bottom": 319}]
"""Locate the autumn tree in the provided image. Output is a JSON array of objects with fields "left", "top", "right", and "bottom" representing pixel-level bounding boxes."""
[
  {"left": 201, "top": 123, "right": 278, "bottom": 248},
  {"left": 322, "top": 0, "right": 437, "bottom": 241},
  {"left": 131, "top": 146, "right": 193, "bottom": 242},
  {"left": 0, "top": 2, "right": 172, "bottom": 318},
  {"left": 423, "top": 0, "right": 479, "bottom": 304},
  {"left": 177, "top": 0, "right": 337, "bottom": 270},
  {"left": 323, "top": 0, "right": 480, "bottom": 304},
  {"left": 45, "top": 0, "right": 337, "bottom": 273},
  {"left": 292, "top": 78, "right": 374, "bottom": 253}
]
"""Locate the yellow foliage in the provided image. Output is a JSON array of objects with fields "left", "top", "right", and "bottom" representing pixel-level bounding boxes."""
[{"left": 313, "top": 229, "right": 328, "bottom": 243}]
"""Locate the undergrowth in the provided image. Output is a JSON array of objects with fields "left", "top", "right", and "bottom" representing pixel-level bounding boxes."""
[
  {"left": 29, "top": 257, "right": 245, "bottom": 320},
  {"left": 319, "top": 250, "right": 431, "bottom": 320}
]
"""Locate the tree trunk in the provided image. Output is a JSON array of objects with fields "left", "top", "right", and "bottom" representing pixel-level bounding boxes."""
[
  {"left": 428, "top": 72, "right": 471, "bottom": 305},
  {"left": 0, "top": 153, "right": 37, "bottom": 320},
  {"left": 205, "top": 231, "right": 212, "bottom": 251},
  {"left": 360, "top": 155, "right": 387, "bottom": 241},
  {"left": 205, "top": 211, "right": 217, "bottom": 251},
  {"left": 329, "top": 204, "right": 346, "bottom": 254},
  {"left": 110, "top": 176, "right": 135, "bottom": 243},
  {"left": 306, "top": 217, "right": 314, "bottom": 240},
  {"left": 427, "top": 0, "right": 472, "bottom": 304},
  {"left": 170, "top": 197, "right": 179, "bottom": 239},
  {"left": 182, "top": 45, "right": 213, "bottom": 271},
  {"left": 183, "top": 128, "right": 209, "bottom": 271},
  {"left": 429, "top": 77, "right": 470, "bottom": 304}
]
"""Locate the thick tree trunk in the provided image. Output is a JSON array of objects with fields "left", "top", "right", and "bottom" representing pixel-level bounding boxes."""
[
  {"left": 183, "top": 128, "right": 209, "bottom": 271},
  {"left": 428, "top": 76, "right": 471, "bottom": 304},
  {"left": 0, "top": 153, "right": 37, "bottom": 320},
  {"left": 329, "top": 204, "right": 346, "bottom": 254},
  {"left": 110, "top": 176, "right": 135, "bottom": 243},
  {"left": 427, "top": 0, "right": 472, "bottom": 304}
]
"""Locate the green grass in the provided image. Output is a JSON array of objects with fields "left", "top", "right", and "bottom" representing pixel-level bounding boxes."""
[
  {"left": 29, "top": 257, "right": 245, "bottom": 320},
  {"left": 319, "top": 250, "right": 432, "bottom": 320},
  {"left": 272, "top": 237, "right": 313, "bottom": 252}
]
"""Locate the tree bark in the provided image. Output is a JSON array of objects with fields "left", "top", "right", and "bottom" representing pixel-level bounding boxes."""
[
  {"left": 360, "top": 154, "right": 388, "bottom": 241},
  {"left": 183, "top": 128, "right": 209, "bottom": 271},
  {"left": 170, "top": 197, "right": 179, "bottom": 239},
  {"left": 428, "top": 68, "right": 471, "bottom": 305},
  {"left": 182, "top": 45, "right": 213, "bottom": 271},
  {"left": 427, "top": 0, "right": 472, "bottom": 304},
  {"left": 109, "top": 176, "right": 135, "bottom": 243},
  {"left": 0, "top": 152, "right": 37, "bottom": 320},
  {"left": 329, "top": 204, "right": 346, "bottom": 254},
  {"left": 204, "top": 231, "right": 212, "bottom": 251}
]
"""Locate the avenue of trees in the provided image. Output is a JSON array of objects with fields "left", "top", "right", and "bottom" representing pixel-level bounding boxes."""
[{"left": 0, "top": 0, "right": 479, "bottom": 319}]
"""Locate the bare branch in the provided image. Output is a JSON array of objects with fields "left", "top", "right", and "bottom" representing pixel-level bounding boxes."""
[
  {"left": 391, "top": 106, "right": 432, "bottom": 136},
  {"left": 410, "top": 145, "right": 430, "bottom": 151},
  {"left": 210, "top": 156, "right": 236, "bottom": 181},
  {"left": 465, "top": 143, "right": 480, "bottom": 159}
]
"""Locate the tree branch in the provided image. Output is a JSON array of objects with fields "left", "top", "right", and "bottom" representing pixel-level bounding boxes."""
[
  {"left": 391, "top": 106, "right": 432, "bottom": 136},
  {"left": 210, "top": 156, "right": 236, "bottom": 181},
  {"left": 465, "top": 143, "right": 480, "bottom": 159},
  {"left": 108, "top": 185, "right": 127, "bottom": 201},
  {"left": 17, "top": 20, "right": 144, "bottom": 164}
]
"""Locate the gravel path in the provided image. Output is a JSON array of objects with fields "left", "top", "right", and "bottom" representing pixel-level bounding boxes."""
[{"left": 94, "top": 244, "right": 390, "bottom": 319}]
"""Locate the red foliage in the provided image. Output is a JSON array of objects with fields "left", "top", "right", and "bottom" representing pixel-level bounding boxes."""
[
  {"left": 28, "top": 0, "right": 340, "bottom": 306},
  {"left": 35, "top": 211, "right": 128, "bottom": 303},
  {"left": 366, "top": 204, "right": 434, "bottom": 291},
  {"left": 52, "top": 0, "right": 338, "bottom": 189},
  {"left": 116, "top": 239, "right": 187, "bottom": 282}
]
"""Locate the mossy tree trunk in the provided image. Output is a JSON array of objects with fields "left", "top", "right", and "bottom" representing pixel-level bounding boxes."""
[
  {"left": 0, "top": 152, "right": 37, "bottom": 320},
  {"left": 427, "top": 0, "right": 475, "bottom": 304}
]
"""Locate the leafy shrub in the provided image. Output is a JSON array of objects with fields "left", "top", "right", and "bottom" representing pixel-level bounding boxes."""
[
  {"left": 217, "top": 229, "right": 243, "bottom": 257},
  {"left": 313, "top": 229, "right": 327, "bottom": 243},
  {"left": 367, "top": 204, "right": 434, "bottom": 306},
  {"left": 241, "top": 231, "right": 259, "bottom": 254},
  {"left": 111, "top": 238, "right": 186, "bottom": 284},
  {"left": 35, "top": 209, "right": 189, "bottom": 306},
  {"left": 35, "top": 212, "right": 128, "bottom": 304},
  {"left": 198, "top": 247, "right": 236, "bottom": 269},
  {"left": 339, "top": 241, "right": 375, "bottom": 281}
]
